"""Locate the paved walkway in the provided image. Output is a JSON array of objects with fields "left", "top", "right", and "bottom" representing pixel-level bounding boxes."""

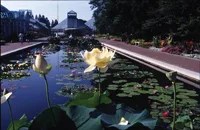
[
  {"left": 1, "top": 37, "right": 48, "bottom": 56},
  {"left": 98, "top": 38, "right": 200, "bottom": 83}
]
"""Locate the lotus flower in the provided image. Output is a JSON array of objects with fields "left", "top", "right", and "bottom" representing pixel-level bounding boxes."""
[
  {"left": 32, "top": 54, "right": 52, "bottom": 75},
  {"left": 81, "top": 47, "right": 115, "bottom": 73},
  {"left": 162, "top": 111, "right": 169, "bottom": 118},
  {"left": 118, "top": 117, "right": 129, "bottom": 125},
  {"left": 1, "top": 89, "right": 12, "bottom": 104},
  {"left": 166, "top": 71, "right": 177, "bottom": 82}
]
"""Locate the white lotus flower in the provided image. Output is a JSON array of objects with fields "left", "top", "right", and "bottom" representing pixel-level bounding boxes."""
[
  {"left": 1, "top": 89, "right": 12, "bottom": 104},
  {"left": 32, "top": 54, "right": 52, "bottom": 75},
  {"left": 118, "top": 117, "right": 128, "bottom": 125}
]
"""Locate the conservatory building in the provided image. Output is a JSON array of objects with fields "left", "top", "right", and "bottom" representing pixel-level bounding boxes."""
[{"left": 52, "top": 10, "right": 93, "bottom": 36}]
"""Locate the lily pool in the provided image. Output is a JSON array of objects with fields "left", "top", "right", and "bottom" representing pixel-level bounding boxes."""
[{"left": 1, "top": 40, "right": 200, "bottom": 130}]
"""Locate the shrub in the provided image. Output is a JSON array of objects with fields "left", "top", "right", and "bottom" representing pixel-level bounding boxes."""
[
  {"left": 47, "top": 36, "right": 60, "bottom": 44},
  {"left": 130, "top": 39, "right": 145, "bottom": 46},
  {"left": 152, "top": 36, "right": 160, "bottom": 47},
  {"left": 184, "top": 41, "right": 194, "bottom": 54},
  {"left": 161, "top": 45, "right": 184, "bottom": 55}
]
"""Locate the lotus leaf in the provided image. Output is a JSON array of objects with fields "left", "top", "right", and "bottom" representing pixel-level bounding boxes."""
[
  {"left": 64, "top": 105, "right": 102, "bottom": 130},
  {"left": 142, "top": 84, "right": 154, "bottom": 88},
  {"left": 174, "top": 115, "right": 193, "bottom": 130},
  {"left": 101, "top": 104, "right": 157, "bottom": 130},
  {"left": 107, "top": 85, "right": 119, "bottom": 91},
  {"left": 113, "top": 80, "right": 127, "bottom": 84},
  {"left": 29, "top": 106, "right": 76, "bottom": 130},
  {"left": 117, "top": 93, "right": 132, "bottom": 97},
  {"left": 176, "top": 94, "right": 190, "bottom": 99},
  {"left": 129, "top": 92, "right": 140, "bottom": 96},
  {"left": 122, "top": 82, "right": 138, "bottom": 87},
  {"left": 94, "top": 78, "right": 106, "bottom": 83},
  {"left": 67, "top": 92, "right": 112, "bottom": 108},
  {"left": 99, "top": 73, "right": 111, "bottom": 78},
  {"left": 8, "top": 114, "right": 29, "bottom": 130}
]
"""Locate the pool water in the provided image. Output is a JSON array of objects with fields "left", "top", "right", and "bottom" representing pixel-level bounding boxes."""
[{"left": 1, "top": 43, "right": 200, "bottom": 130}]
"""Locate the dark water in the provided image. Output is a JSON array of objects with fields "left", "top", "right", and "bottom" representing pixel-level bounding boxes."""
[
  {"left": 1, "top": 44, "right": 200, "bottom": 130},
  {"left": 1, "top": 46, "right": 91, "bottom": 130}
]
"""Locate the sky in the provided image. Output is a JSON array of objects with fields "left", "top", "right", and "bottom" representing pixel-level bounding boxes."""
[{"left": 2, "top": 1, "right": 94, "bottom": 22}]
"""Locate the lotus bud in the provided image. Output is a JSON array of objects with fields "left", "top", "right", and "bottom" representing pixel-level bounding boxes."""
[
  {"left": 166, "top": 71, "right": 177, "bottom": 82},
  {"left": 32, "top": 54, "right": 52, "bottom": 75}
]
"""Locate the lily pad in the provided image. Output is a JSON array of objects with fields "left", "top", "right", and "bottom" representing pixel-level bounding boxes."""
[
  {"left": 117, "top": 93, "right": 132, "bottom": 97},
  {"left": 94, "top": 78, "right": 106, "bottom": 83},
  {"left": 113, "top": 80, "right": 127, "bottom": 84},
  {"left": 107, "top": 84, "right": 119, "bottom": 91}
]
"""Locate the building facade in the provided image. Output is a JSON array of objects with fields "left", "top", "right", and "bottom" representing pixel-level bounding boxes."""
[
  {"left": 1, "top": 5, "right": 49, "bottom": 42},
  {"left": 1, "top": 5, "right": 33, "bottom": 41},
  {"left": 52, "top": 10, "right": 92, "bottom": 36}
]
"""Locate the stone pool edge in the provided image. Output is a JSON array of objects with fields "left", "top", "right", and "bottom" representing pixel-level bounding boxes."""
[
  {"left": 1, "top": 42, "right": 45, "bottom": 57},
  {"left": 102, "top": 42, "right": 200, "bottom": 89}
]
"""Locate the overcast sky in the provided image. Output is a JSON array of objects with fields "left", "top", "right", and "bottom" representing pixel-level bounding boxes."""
[{"left": 2, "top": 1, "right": 94, "bottom": 22}]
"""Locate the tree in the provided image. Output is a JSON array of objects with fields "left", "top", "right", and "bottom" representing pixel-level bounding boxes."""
[
  {"left": 90, "top": 0, "right": 200, "bottom": 41},
  {"left": 51, "top": 19, "right": 58, "bottom": 28},
  {"left": 51, "top": 20, "right": 55, "bottom": 28}
]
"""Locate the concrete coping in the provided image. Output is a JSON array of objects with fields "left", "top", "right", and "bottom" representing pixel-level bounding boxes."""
[
  {"left": 1, "top": 42, "right": 44, "bottom": 57},
  {"left": 102, "top": 42, "right": 200, "bottom": 82}
]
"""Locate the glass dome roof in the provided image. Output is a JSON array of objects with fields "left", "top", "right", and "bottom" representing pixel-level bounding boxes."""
[
  {"left": 1, "top": 5, "right": 14, "bottom": 19},
  {"left": 1, "top": 5, "right": 9, "bottom": 12}
]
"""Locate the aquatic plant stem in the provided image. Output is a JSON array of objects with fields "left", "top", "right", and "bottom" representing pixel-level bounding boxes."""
[
  {"left": 43, "top": 74, "right": 51, "bottom": 108},
  {"left": 98, "top": 69, "right": 101, "bottom": 104},
  {"left": 7, "top": 99, "right": 15, "bottom": 130},
  {"left": 172, "top": 82, "right": 176, "bottom": 130},
  {"left": 43, "top": 74, "right": 57, "bottom": 126},
  {"left": 98, "top": 71, "right": 101, "bottom": 95}
]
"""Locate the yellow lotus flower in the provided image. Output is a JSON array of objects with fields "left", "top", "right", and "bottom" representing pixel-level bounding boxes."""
[
  {"left": 1, "top": 89, "right": 12, "bottom": 104},
  {"left": 32, "top": 54, "right": 52, "bottom": 75},
  {"left": 81, "top": 47, "right": 115, "bottom": 73}
]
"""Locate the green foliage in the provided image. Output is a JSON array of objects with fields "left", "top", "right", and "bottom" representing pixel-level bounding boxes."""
[
  {"left": 149, "top": 83, "right": 199, "bottom": 128},
  {"left": 7, "top": 115, "right": 29, "bottom": 130},
  {"left": 152, "top": 36, "right": 160, "bottom": 48},
  {"left": 42, "top": 44, "right": 61, "bottom": 52},
  {"left": 47, "top": 37, "right": 60, "bottom": 44},
  {"left": 29, "top": 106, "right": 77, "bottom": 130},
  {"left": 101, "top": 104, "right": 157, "bottom": 130},
  {"left": 1, "top": 61, "right": 31, "bottom": 80},
  {"left": 64, "top": 105, "right": 102, "bottom": 130},
  {"left": 174, "top": 115, "right": 193, "bottom": 130},
  {"left": 107, "top": 84, "right": 119, "bottom": 91},
  {"left": 67, "top": 92, "right": 112, "bottom": 108},
  {"left": 0, "top": 71, "right": 30, "bottom": 80},
  {"left": 90, "top": 0, "right": 200, "bottom": 40}
]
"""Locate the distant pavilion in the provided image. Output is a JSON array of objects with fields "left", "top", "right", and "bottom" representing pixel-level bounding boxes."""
[{"left": 52, "top": 10, "right": 95, "bottom": 36}]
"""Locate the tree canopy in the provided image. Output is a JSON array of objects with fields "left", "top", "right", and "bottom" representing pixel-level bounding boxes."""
[{"left": 90, "top": 0, "right": 200, "bottom": 41}]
